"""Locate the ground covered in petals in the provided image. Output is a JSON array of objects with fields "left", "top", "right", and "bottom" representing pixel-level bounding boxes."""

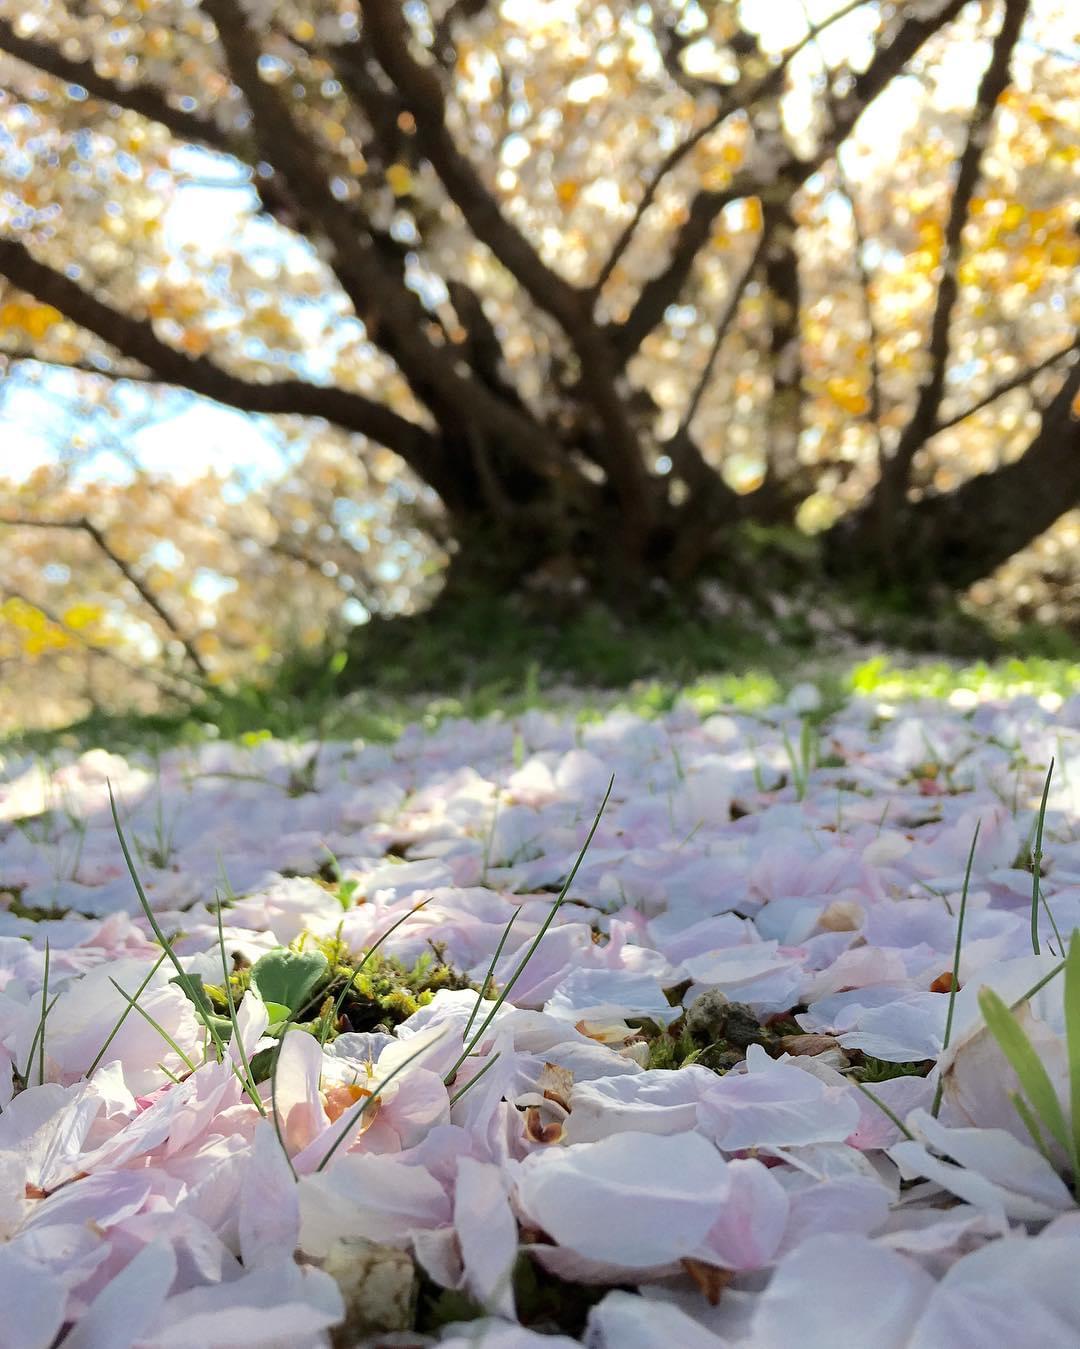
[{"left": 3, "top": 677, "right": 1080, "bottom": 1347}]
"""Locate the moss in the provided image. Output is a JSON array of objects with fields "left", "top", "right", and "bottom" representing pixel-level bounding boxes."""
[
  {"left": 689, "top": 1043, "right": 748, "bottom": 1074},
  {"left": 307, "top": 943, "right": 477, "bottom": 1036},
  {"left": 5, "top": 889, "right": 71, "bottom": 922},
  {"left": 416, "top": 1253, "right": 612, "bottom": 1338},
  {"left": 849, "top": 1055, "right": 932, "bottom": 1083},
  {"left": 642, "top": 995, "right": 807, "bottom": 1074},
  {"left": 646, "top": 1023, "right": 699, "bottom": 1071}
]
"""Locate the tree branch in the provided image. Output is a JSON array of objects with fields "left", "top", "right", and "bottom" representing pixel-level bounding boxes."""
[
  {"left": 931, "top": 335, "right": 1079, "bottom": 437},
  {"left": 201, "top": 0, "right": 566, "bottom": 484},
  {"left": 0, "top": 19, "right": 308, "bottom": 229},
  {"left": 843, "top": 170, "right": 884, "bottom": 446},
  {"left": 0, "top": 17, "right": 230, "bottom": 150},
  {"left": 0, "top": 237, "right": 453, "bottom": 492},
  {"left": 880, "top": 0, "right": 1031, "bottom": 497},
  {"left": 331, "top": 42, "right": 530, "bottom": 413},
  {"left": 0, "top": 514, "right": 208, "bottom": 674},
  {"left": 356, "top": 0, "right": 582, "bottom": 331},
  {"left": 882, "top": 352, "right": 1080, "bottom": 591},
  {"left": 356, "top": 0, "right": 655, "bottom": 536},
  {"left": 590, "top": 0, "right": 869, "bottom": 301},
  {"left": 672, "top": 230, "right": 769, "bottom": 442},
  {"left": 611, "top": 0, "right": 970, "bottom": 367},
  {"left": 0, "top": 582, "right": 202, "bottom": 697}
]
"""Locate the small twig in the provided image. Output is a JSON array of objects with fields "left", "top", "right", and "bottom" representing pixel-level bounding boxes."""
[
  {"left": 0, "top": 514, "right": 207, "bottom": 674},
  {"left": 673, "top": 228, "right": 770, "bottom": 439},
  {"left": 930, "top": 338, "right": 1079, "bottom": 438},
  {"left": 0, "top": 582, "right": 202, "bottom": 696},
  {"left": 589, "top": 0, "right": 869, "bottom": 299}
]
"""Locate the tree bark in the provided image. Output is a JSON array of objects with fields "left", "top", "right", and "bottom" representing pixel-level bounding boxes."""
[{"left": 828, "top": 357, "right": 1080, "bottom": 592}]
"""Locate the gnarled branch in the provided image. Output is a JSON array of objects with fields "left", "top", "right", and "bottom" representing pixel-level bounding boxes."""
[
  {"left": 202, "top": 0, "right": 566, "bottom": 482},
  {"left": 878, "top": 0, "right": 1031, "bottom": 501},
  {"left": 0, "top": 237, "right": 452, "bottom": 491},
  {"left": 612, "top": 0, "right": 970, "bottom": 367},
  {"left": 357, "top": 0, "right": 655, "bottom": 536}
]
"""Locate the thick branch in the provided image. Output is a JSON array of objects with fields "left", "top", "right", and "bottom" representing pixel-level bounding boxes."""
[
  {"left": 0, "top": 237, "right": 452, "bottom": 491},
  {"left": 333, "top": 44, "right": 530, "bottom": 413},
  {"left": 0, "top": 17, "right": 230, "bottom": 149},
  {"left": 881, "top": 0, "right": 1031, "bottom": 497},
  {"left": 357, "top": 0, "right": 581, "bottom": 330},
  {"left": 591, "top": 0, "right": 869, "bottom": 300},
  {"left": 612, "top": 0, "right": 969, "bottom": 366},
  {"left": 357, "top": 0, "right": 654, "bottom": 535},
  {"left": 202, "top": 0, "right": 565, "bottom": 482},
  {"left": 890, "top": 354, "right": 1080, "bottom": 590},
  {"left": 759, "top": 203, "right": 803, "bottom": 509}
]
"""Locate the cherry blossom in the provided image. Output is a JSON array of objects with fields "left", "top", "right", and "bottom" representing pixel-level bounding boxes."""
[{"left": 2, "top": 685, "right": 1080, "bottom": 1341}]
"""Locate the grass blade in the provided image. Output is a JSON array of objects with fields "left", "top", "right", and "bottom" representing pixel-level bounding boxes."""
[
  {"left": 1030, "top": 759, "right": 1054, "bottom": 956},
  {"left": 108, "top": 781, "right": 227, "bottom": 1059},
  {"left": 931, "top": 820, "right": 980, "bottom": 1118},
  {"left": 1009, "top": 958, "right": 1067, "bottom": 1011},
  {"left": 855, "top": 1081, "right": 914, "bottom": 1142},
  {"left": 1009, "top": 1091, "right": 1053, "bottom": 1164},
  {"left": 215, "top": 898, "right": 266, "bottom": 1116},
  {"left": 314, "top": 1036, "right": 441, "bottom": 1173},
  {"left": 978, "top": 985, "right": 1072, "bottom": 1165},
  {"left": 461, "top": 907, "right": 521, "bottom": 1048},
  {"left": 38, "top": 939, "right": 50, "bottom": 1086},
  {"left": 448, "top": 1051, "right": 501, "bottom": 1109},
  {"left": 268, "top": 1023, "right": 298, "bottom": 1180},
  {"left": 443, "top": 776, "right": 614, "bottom": 1087},
  {"left": 20, "top": 993, "right": 61, "bottom": 1090},
  {"left": 108, "top": 977, "right": 198, "bottom": 1074},
  {"left": 781, "top": 726, "right": 804, "bottom": 800},
  {"left": 86, "top": 950, "right": 169, "bottom": 1078}
]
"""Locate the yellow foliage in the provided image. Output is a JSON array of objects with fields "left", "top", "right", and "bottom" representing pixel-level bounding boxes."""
[
  {"left": 0, "top": 301, "right": 62, "bottom": 338},
  {"left": 701, "top": 163, "right": 732, "bottom": 192},
  {"left": 826, "top": 377, "right": 870, "bottom": 416},
  {"left": 1, "top": 598, "right": 72, "bottom": 655},
  {"left": 1000, "top": 202, "right": 1026, "bottom": 232},
  {"left": 386, "top": 164, "right": 414, "bottom": 197},
  {"left": 61, "top": 603, "right": 105, "bottom": 632}
]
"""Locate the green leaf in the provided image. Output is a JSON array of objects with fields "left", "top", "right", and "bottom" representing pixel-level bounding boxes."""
[
  {"left": 1010, "top": 1090, "right": 1054, "bottom": 1164},
  {"left": 1064, "top": 930, "right": 1080, "bottom": 1173},
  {"left": 978, "top": 985, "right": 1071, "bottom": 1159},
  {"left": 250, "top": 949, "right": 329, "bottom": 1014},
  {"left": 263, "top": 1000, "right": 292, "bottom": 1025},
  {"left": 336, "top": 879, "right": 359, "bottom": 909}
]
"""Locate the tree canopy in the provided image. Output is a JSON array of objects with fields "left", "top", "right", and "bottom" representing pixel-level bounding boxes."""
[{"left": 0, "top": 0, "right": 1077, "bottom": 721}]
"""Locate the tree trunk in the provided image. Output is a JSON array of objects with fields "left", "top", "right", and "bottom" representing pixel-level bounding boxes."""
[
  {"left": 827, "top": 358, "right": 1080, "bottom": 593},
  {"left": 761, "top": 203, "right": 803, "bottom": 515}
]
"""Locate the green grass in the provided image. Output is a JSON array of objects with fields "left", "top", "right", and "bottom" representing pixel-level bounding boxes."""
[{"left": 3, "top": 592, "right": 1080, "bottom": 757}]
